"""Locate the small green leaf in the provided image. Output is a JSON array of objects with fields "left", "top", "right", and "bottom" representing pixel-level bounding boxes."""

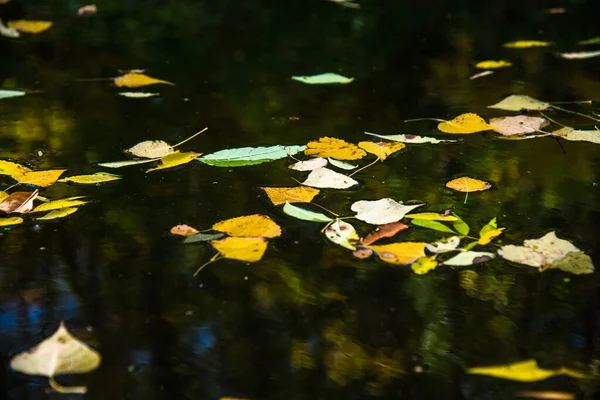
[
  {"left": 479, "top": 217, "right": 497, "bottom": 237},
  {"left": 452, "top": 215, "right": 470, "bottom": 236},
  {"left": 283, "top": 201, "right": 333, "bottom": 223},
  {"left": 411, "top": 219, "right": 457, "bottom": 234},
  {"left": 184, "top": 232, "right": 226, "bottom": 243},
  {"left": 579, "top": 37, "right": 600, "bottom": 45},
  {"left": 464, "top": 241, "right": 479, "bottom": 250},
  {"left": 200, "top": 145, "right": 306, "bottom": 167},
  {"left": 327, "top": 158, "right": 357, "bottom": 170},
  {"left": 291, "top": 73, "right": 354, "bottom": 85}
]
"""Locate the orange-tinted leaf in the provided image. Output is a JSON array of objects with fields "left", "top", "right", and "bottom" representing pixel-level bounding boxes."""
[
  {"left": 212, "top": 214, "right": 281, "bottom": 238},
  {"left": 170, "top": 224, "right": 200, "bottom": 237},
  {"left": 304, "top": 137, "right": 367, "bottom": 160},
  {"left": 352, "top": 248, "right": 373, "bottom": 259},
  {"left": 0, "top": 190, "right": 38, "bottom": 214},
  {"left": 19, "top": 169, "right": 66, "bottom": 187},
  {"left": 438, "top": 113, "right": 494, "bottom": 134},
  {"left": 361, "top": 222, "right": 409, "bottom": 246},
  {"left": 357, "top": 141, "right": 406, "bottom": 160},
  {"left": 211, "top": 237, "right": 268, "bottom": 262},
  {"left": 446, "top": 177, "right": 491, "bottom": 192},
  {"left": 7, "top": 20, "right": 52, "bottom": 33},
  {"left": 367, "top": 242, "right": 426, "bottom": 265},
  {"left": 114, "top": 73, "right": 174, "bottom": 88},
  {"left": 261, "top": 186, "right": 320, "bottom": 206}
]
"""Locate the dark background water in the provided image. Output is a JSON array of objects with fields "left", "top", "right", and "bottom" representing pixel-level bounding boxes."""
[{"left": 2, "top": 0, "right": 600, "bottom": 399}]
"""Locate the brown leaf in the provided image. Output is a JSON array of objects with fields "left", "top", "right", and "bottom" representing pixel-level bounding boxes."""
[
  {"left": 352, "top": 248, "right": 373, "bottom": 259},
  {"left": 0, "top": 190, "right": 38, "bottom": 214},
  {"left": 361, "top": 222, "right": 409, "bottom": 246}
]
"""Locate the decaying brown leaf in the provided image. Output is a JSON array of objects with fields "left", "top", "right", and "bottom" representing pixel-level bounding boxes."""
[
  {"left": 361, "top": 222, "right": 409, "bottom": 246},
  {"left": 170, "top": 224, "right": 200, "bottom": 237},
  {"left": 0, "top": 190, "right": 38, "bottom": 214}
]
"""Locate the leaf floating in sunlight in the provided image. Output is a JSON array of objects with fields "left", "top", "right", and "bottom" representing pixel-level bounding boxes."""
[
  {"left": 467, "top": 359, "right": 586, "bottom": 382},
  {"left": 126, "top": 140, "right": 173, "bottom": 158},
  {"left": 325, "top": 219, "right": 359, "bottom": 250},
  {"left": 304, "top": 137, "right": 366, "bottom": 160},
  {"left": 553, "top": 127, "right": 600, "bottom": 144},
  {"left": 357, "top": 141, "right": 405, "bottom": 160},
  {"left": 557, "top": 50, "right": 600, "bottom": 59},
  {"left": 58, "top": 172, "right": 121, "bottom": 185},
  {"left": 444, "top": 251, "right": 495, "bottom": 266},
  {"left": 114, "top": 73, "right": 174, "bottom": 88},
  {"left": 211, "top": 237, "right": 268, "bottom": 262},
  {"left": 261, "top": 186, "right": 320, "bottom": 206},
  {"left": 283, "top": 202, "right": 333, "bottom": 223},
  {"left": 367, "top": 242, "right": 426, "bottom": 265},
  {"left": 289, "top": 157, "right": 328, "bottom": 171},
  {"left": 351, "top": 199, "right": 423, "bottom": 225},
  {"left": 0, "top": 190, "right": 38, "bottom": 214},
  {"left": 437, "top": 113, "right": 494, "bottom": 134},
  {"left": 489, "top": 115, "right": 547, "bottom": 136},
  {"left": 7, "top": 20, "right": 52, "bottom": 33},
  {"left": 488, "top": 95, "right": 550, "bottom": 111},
  {"left": 32, "top": 197, "right": 87, "bottom": 213},
  {"left": 425, "top": 236, "right": 461, "bottom": 253},
  {"left": 361, "top": 222, "right": 409, "bottom": 246},
  {"left": 549, "top": 251, "right": 595, "bottom": 275},
  {"left": 365, "top": 132, "right": 459, "bottom": 144},
  {"left": 170, "top": 224, "right": 200, "bottom": 237},
  {"left": 405, "top": 212, "right": 457, "bottom": 221},
  {"left": 503, "top": 40, "right": 552, "bottom": 48},
  {"left": 0, "top": 90, "right": 26, "bottom": 100},
  {"left": 212, "top": 214, "right": 281, "bottom": 238},
  {"left": 10, "top": 321, "right": 101, "bottom": 394},
  {"left": 411, "top": 256, "right": 438, "bottom": 275},
  {"left": 37, "top": 207, "right": 79, "bottom": 221},
  {"left": 302, "top": 168, "right": 358, "bottom": 189},
  {"left": 200, "top": 145, "right": 306, "bottom": 167},
  {"left": 474, "top": 60, "right": 512, "bottom": 69},
  {"left": 0, "top": 160, "right": 33, "bottom": 179},
  {"left": 0, "top": 217, "right": 24, "bottom": 226},
  {"left": 291, "top": 73, "right": 354, "bottom": 85},
  {"left": 147, "top": 151, "right": 200, "bottom": 172},
  {"left": 118, "top": 92, "right": 159, "bottom": 98},
  {"left": 327, "top": 158, "right": 357, "bottom": 170},
  {"left": 446, "top": 177, "right": 491, "bottom": 192}
]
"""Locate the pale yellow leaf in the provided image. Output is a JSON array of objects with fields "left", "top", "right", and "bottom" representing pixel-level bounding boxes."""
[
  {"left": 289, "top": 158, "right": 328, "bottom": 171},
  {"left": 357, "top": 141, "right": 406, "bottom": 160},
  {"left": 437, "top": 113, "right": 494, "bottom": 134},
  {"left": 0, "top": 217, "right": 24, "bottom": 226},
  {"left": 146, "top": 151, "right": 200, "bottom": 172},
  {"left": 488, "top": 95, "right": 550, "bottom": 111},
  {"left": 126, "top": 140, "right": 173, "bottom": 158},
  {"left": 446, "top": 177, "right": 491, "bottom": 192},
  {"left": 304, "top": 137, "right": 367, "bottom": 160},
  {"left": 211, "top": 236, "right": 268, "bottom": 262},
  {"left": 114, "top": 73, "right": 174, "bottom": 88},
  {"left": 302, "top": 168, "right": 358, "bottom": 189},
  {"left": 58, "top": 172, "right": 121, "bottom": 185},
  {"left": 324, "top": 219, "right": 359, "bottom": 250},
  {"left": 36, "top": 207, "right": 79, "bottom": 221},
  {"left": 478, "top": 228, "right": 504, "bottom": 245},
  {"left": 32, "top": 197, "right": 87, "bottom": 213},
  {"left": 411, "top": 256, "right": 438, "bottom": 275},
  {"left": 490, "top": 115, "right": 547, "bottom": 136},
  {"left": 0, "top": 160, "right": 31, "bottom": 180},
  {"left": 213, "top": 214, "right": 281, "bottom": 238},
  {"left": 261, "top": 186, "right": 320, "bottom": 206},
  {"left": 503, "top": 40, "right": 552, "bottom": 48},
  {"left": 467, "top": 359, "right": 586, "bottom": 382}
]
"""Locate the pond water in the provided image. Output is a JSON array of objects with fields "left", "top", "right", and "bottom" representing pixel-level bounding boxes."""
[{"left": 2, "top": 0, "right": 600, "bottom": 399}]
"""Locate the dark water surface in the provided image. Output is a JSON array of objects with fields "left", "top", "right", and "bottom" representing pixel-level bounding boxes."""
[{"left": 2, "top": 0, "right": 600, "bottom": 399}]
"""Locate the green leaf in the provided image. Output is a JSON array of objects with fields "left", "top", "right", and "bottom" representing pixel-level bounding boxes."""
[
  {"left": 183, "top": 232, "right": 225, "bottom": 243},
  {"left": 327, "top": 158, "right": 357, "bottom": 170},
  {"left": 579, "top": 37, "right": 600, "bottom": 45},
  {"left": 479, "top": 218, "right": 497, "bottom": 237},
  {"left": 0, "top": 90, "right": 26, "bottom": 100},
  {"left": 283, "top": 201, "right": 333, "bottom": 223},
  {"left": 291, "top": 73, "right": 354, "bottom": 85},
  {"left": 452, "top": 215, "right": 470, "bottom": 236},
  {"left": 464, "top": 241, "right": 479, "bottom": 250},
  {"left": 200, "top": 145, "right": 306, "bottom": 167},
  {"left": 411, "top": 219, "right": 457, "bottom": 234}
]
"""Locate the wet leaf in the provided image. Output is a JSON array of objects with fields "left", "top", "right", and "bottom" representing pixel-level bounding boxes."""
[
  {"left": 446, "top": 177, "right": 491, "bottom": 192},
  {"left": 443, "top": 251, "right": 495, "bottom": 266},
  {"left": 411, "top": 256, "right": 438, "bottom": 275},
  {"left": 437, "top": 113, "right": 494, "bottom": 134},
  {"left": 425, "top": 236, "right": 461, "bottom": 253},
  {"left": 553, "top": 128, "right": 600, "bottom": 144},
  {"left": 212, "top": 214, "right": 281, "bottom": 238},
  {"left": 58, "top": 172, "right": 121, "bottom": 185},
  {"left": 211, "top": 236, "right": 268, "bottom": 262},
  {"left": 0, "top": 90, "right": 26, "bottom": 100},
  {"left": 10, "top": 321, "right": 101, "bottom": 393},
  {"left": 357, "top": 141, "right": 405, "bottom": 160},
  {"left": 488, "top": 95, "right": 550, "bottom": 111},
  {"left": 557, "top": 50, "right": 600, "bottom": 59},
  {"left": 411, "top": 219, "right": 456, "bottom": 234},
  {"left": 325, "top": 219, "right": 359, "bottom": 250},
  {"left": 467, "top": 359, "right": 586, "bottom": 382},
  {"left": 291, "top": 73, "right": 354, "bottom": 84},
  {"left": 302, "top": 168, "right": 358, "bottom": 189},
  {"left": 114, "top": 73, "right": 174, "bottom": 88},
  {"left": 327, "top": 158, "right": 357, "bottom": 170},
  {"left": 7, "top": 20, "right": 52, "bottom": 33},
  {"left": 283, "top": 201, "right": 333, "bottom": 222},
  {"left": 490, "top": 115, "right": 547, "bottom": 136},
  {"left": 32, "top": 197, "right": 87, "bottom": 213},
  {"left": 289, "top": 157, "right": 328, "bottom": 171},
  {"left": 126, "top": 140, "right": 173, "bottom": 158},
  {"left": 118, "top": 92, "right": 159, "bottom": 98},
  {"left": 170, "top": 224, "right": 200, "bottom": 237},
  {"left": 97, "top": 159, "right": 158, "bottom": 169},
  {"left": 367, "top": 242, "right": 427, "bottom": 265},
  {"left": 0, "top": 160, "right": 32, "bottom": 178},
  {"left": 405, "top": 212, "right": 457, "bottom": 221},
  {"left": 0, "top": 190, "right": 38, "bottom": 214},
  {"left": 475, "top": 60, "right": 512, "bottom": 69},
  {"left": 19, "top": 169, "right": 67, "bottom": 187},
  {"left": 147, "top": 151, "right": 200, "bottom": 172},
  {"left": 365, "top": 132, "right": 458, "bottom": 144},
  {"left": 304, "top": 137, "right": 367, "bottom": 160},
  {"left": 361, "top": 222, "right": 409, "bottom": 246},
  {"left": 453, "top": 215, "right": 470, "bottom": 236},
  {"left": 479, "top": 228, "right": 504, "bottom": 245},
  {"left": 503, "top": 40, "right": 552, "bottom": 48},
  {"left": 184, "top": 232, "right": 225, "bottom": 243},
  {"left": 200, "top": 145, "right": 306, "bottom": 167},
  {"left": 0, "top": 217, "right": 24, "bottom": 226},
  {"left": 351, "top": 199, "right": 423, "bottom": 225},
  {"left": 37, "top": 207, "right": 79, "bottom": 221},
  {"left": 549, "top": 251, "right": 594, "bottom": 275},
  {"left": 261, "top": 186, "right": 320, "bottom": 206},
  {"left": 353, "top": 248, "right": 374, "bottom": 259}
]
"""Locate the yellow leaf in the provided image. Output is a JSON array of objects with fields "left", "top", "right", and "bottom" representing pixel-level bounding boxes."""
[
  {"left": 446, "top": 177, "right": 491, "bottom": 192},
  {"left": 7, "top": 20, "right": 52, "bottom": 33},
  {"left": 411, "top": 256, "right": 438, "bottom": 275},
  {"left": 467, "top": 359, "right": 587, "bottom": 382},
  {"left": 0, "top": 191, "right": 9, "bottom": 202},
  {"left": 475, "top": 60, "right": 513, "bottom": 69},
  {"left": 438, "top": 113, "right": 494, "bottom": 134},
  {"left": 212, "top": 214, "right": 281, "bottom": 238},
  {"left": 304, "top": 137, "right": 367, "bottom": 160},
  {"left": 503, "top": 40, "right": 552, "bottom": 48},
  {"left": 19, "top": 169, "right": 67, "bottom": 187},
  {"left": 0, "top": 217, "right": 24, "bottom": 226},
  {"left": 367, "top": 242, "right": 426, "bottom": 265},
  {"left": 37, "top": 207, "right": 79, "bottom": 221},
  {"left": 478, "top": 227, "right": 505, "bottom": 245},
  {"left": 357, "top": 141, "right": 406, "bottom": 160},
  {"left": 211, "top": 237, "right": 268, "bottom": 262},
  {"left": 0, "top": 160, "right": 31, "bottom": 179},
  {"left": 404, "top": 212, "right": 458, "bottom": 221},
  {"left": 113, "top": 73, "right": 175, "bottom": 88},
  {"left": 32, "top": 197, "right": 87, "bottom": 213},
  {"left": 58, "top": 172, "right": 121, "bottom": 185},
  {"left": 146, "top": 151, "right": 200, "bottom": 172},
  {"left": 261, "top": 186, "right": 320, "bottom": 206}
]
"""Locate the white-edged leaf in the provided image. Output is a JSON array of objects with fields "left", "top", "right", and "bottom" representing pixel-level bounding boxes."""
[
  {"left": 0, "top": 90, "right": 26, "bottom": 100},
  {"left": 443, "top": 251, "right": 495, "bottom": 266},
  {"left": 324, "top": 219, "right": 359, "bottom": 250},
  {"left": 283, "top": 201, "right": 333, "bottom": 223},
  {"left": 364, "top": 132, "right": 458, "bottom": 144},
  {"left": 351, "top": 198, "right": 423, "bottom": 225},
  {"left": 327, "top": 157, "right": 357, "bottom": 170},
  {"left": 292, "top": 73, "right": 354, "bottom": 85},
  {"left": 302, "top": 168, "right": 358, "bottom": 189},
  {"left": 200, "top": 145, "right": 306, "bottom": 167}
]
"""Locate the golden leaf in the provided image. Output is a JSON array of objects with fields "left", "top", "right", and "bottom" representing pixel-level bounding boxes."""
[
  {"left": 170, "top": 224, "right": 200, "bottom": 236},
  {"left": 58, "top": 172, "right": 121, "bottom": 185},
  {"left": 474, "top": 60, "right": 512, "bottom": 69},
  {"left": 446, "top": 177, "right": 491, "bottom": 192},
  {"left": 0, "top": 190, "right": 38, "bottom": 214},
  {"left": 478, "top": 228, "right": 505, "bottom": 245},
  {"left": 113, "top": 73, "right": 175, "bottom": 88},
  {"left": 146, "top": 151, "right": 200, "bottom": 172},
  {"left": 411, "top": 256, "right": 438, "bottom": 275},
  {"left": 7, "top": 20, "right": 52, "bottom": 33},
  {"left": 437, "top": 113, "right": 494, "bottom": 134},
  {"left": 211, "top": 237, "right": 268, "bottom": 262},
  {"left": 0, "top": 217, "right": 24, "bottom": 226},
  {"left": 304, "top": 137, "right": 367, "bottom": 160},
  {"left": 32, "top": 197, "right": 87, "bottom": 213},
  {"left": 503, "top": 40, "right": 552, "bottom": 48},
  {"left": 0, "top": 160, "right": 31, "bottom": 179},
  {"left": 404, "top": 212, "right": 457, "bottom": 221},
  {"left": 212, "top": 214, "right": 281, "bottom": 238},
  {"left": 261, "top": 186, "right": 320, "bottom": 206},
  {"left": 357, "top": 141, "right": 406, "bottom": 160},
  {"left": 19, "top": 169, "right": 67, "bottom": 187},
  {"left": 467, "top": 359, "right": 586, "bottom": 382},
  {"left": 367, "top": 242, "right": 426, "bottom": 265},
  {"left": 37, "top": 207, "right": 79, "bottom": 221}
]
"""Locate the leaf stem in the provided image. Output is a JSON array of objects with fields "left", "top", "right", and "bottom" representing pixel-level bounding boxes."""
[
  {"left": 193, "top": 253, "right": 221, "bottom": 276},
  {"left": 349, "top": 158, "right": 379, "bottom": 177},
  {"left": 539, "top": 112, "right": 568, "bottom": 128},
  {"left": 173, "top": 127, "right": 208, "bottom": 148},
  {"left": 552, "top": 105, "right": 600, "bottom": 122},
  {"left": 309, "top": 201, "right": 339, "bottom": 217}
]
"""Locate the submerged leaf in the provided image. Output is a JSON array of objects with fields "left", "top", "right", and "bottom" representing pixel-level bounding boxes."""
[
  {"left": 212, "top": 214, "right": 281, "bottom": 238},
  {"left": 283, "top": 202, "right": 332, "bottom": 223},
  {"left": 36, "top": 207, "right": 79, "bottom": 221},
  {"left": 351, "top": 199, "right": 423, "bottom": 225},
  {"left": 446, "top": 177, "right": 491, "bottom": 192},
  {"left": 146, "top": 151, "right": 200, "bottom": 172},
  {"left": 467, "top": 359, "right": 586, "bottom": 382},
  {"left": 291, "top": 73, "right": 354, "bottom": 84},
  {"left": 7, "top": 20, "right": 52, "bottom": 33},
  {"left": 367, "top": 242, "right": 426, "bottom": 265},
  {"left": 503, "top": 40, "right": 552, "bottom": 48},
  {"left": 114, "top": 73, "right": 174, "bottom": 88},
  {"left": 302, "top": 168, "right": 358, "bottom": 189},
  {"left": 261, "top": 186, "right": 320, "bottom": 206},
  {"left": 488, "top": 95, "right": 550, "bottom": 111},
  {"left": 126, "top": 140, "right": 173, "bottom": 158},
  {"left": 437, "top": 113, "right": 494, "bottom": 134},
  {"left": 211, "top": 237, "right": 268, "bottom": 262},
  {"left": 58, "top": 172, "right": 121, "bottom": 185},
  {"left": 475, "top": 60, "right": 512, "bottom": 69},
  {"left": 200, "top": 145, "right": 306, "bottom": 167},
  {"left": 490, "top": 115, "right": 547, "bottom": 136},
  {"left": 325, "top": 219, "right": 359, "bottom": 250},
  {"left": 365, "top": 132, "right": 458, "bottom": 144},
  {"left": 357, "top": 141, "right": 405, "bottom": 160},
  {"left": 304, "top": 137, "right": 366, "bottom": 160}
]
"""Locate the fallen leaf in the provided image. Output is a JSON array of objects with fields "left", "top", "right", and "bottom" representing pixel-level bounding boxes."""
[
  {"left": 325, "top": 219, "right": 359, "bottom": 250},
  {"left": 446, "top": 177, "right": 491, "bottom": 192},
  {"left": 304, "top": 137, "right": 367, "bottom": 160},
  {"left": 0, "top": 90, "right": 26, "bottom": 99},
  {"left": 183, "top": 232, "right": 225, "bottom": 243},
  {"left": 498, "top": 231, "right": 581, "bottom": 267},
  {"left": 405, "top": 212, "right": 457, "bottom": 221},
  {"left": 302, "top": 168, "right": 358, "bottom": 189},
  {"left": 212, "top": 214, "right": 281, "bottom": 238},
  {"left": 77, "top": 4, "right": 97, "bottom": 16},
  {"left": 557, "top": 50, "right": 600, "bottom": 59},
  {"left": 411, "top": 256, "right": 438, "bottom": 275},
  {"left": 365, "top": 132, "right": 458, "bottom": 144},
  {"left": 579, "top": 37, "right": 600, "bottom": 45},
  {"left": 261, "top": 186, "right": 320, "bottom": 206},
  {"left": 19, "top": 169, "right": 66, "bottom": 187},
  {"left": 469, "top": 70, "right": 494, "bottom": 80},
  {"left": 443, "top": 251, "right": 495, "bottom": 266},
  {"left": 118, "top": 92, "right": 159, "bottom": 98},
  {"left": 489, "top": 115, "right": 547, "bottom": 136},
  {"left": 0, "top": 159, "right": 32, "bottom": 178},
  {"left": 114, "top": 73, "right": 174, "bottom": 88},
  {"left": 549, "top": 251, "right": 594, "bottom": 275},
  {"left": 475, "top": 60, "right": 512, "bottom": 69},
  {"left": 437, "top": 113, "right": 494, "bottom": 134},
  {"left": 361, "top": 222, "right": 409, "bottom": 246},
  {"left": 211, "top": 236, "right": 268, "bottom": 262},
  {"left": 0, "top": 190, "right": 38, "bottom": 214},
  {"left": 453, "top": 215, "right": 470, "bottom": 236},
  {"left": 0, "top": 217, "right": 24, "bottom": 226},
  {"left": 357, "top": 141, "right": 405, "bottom": 160},
  {"left": 351, "top": 199, "right": 423, "bottom": 225},
  {"left": 467, "top": 359, "right": 586, "bottom": 382},
  {"left": 7, "top": 20, "right": 52, "bottom": 33},
  {"left": 200, "top": 145, "right": 306, "bottom": 167},
  {"left": 97, "top": 159, "right": 158, "bottom": 169},
  {"left": 425, "top": 236, "right": 461, "bottom": 253},
  {"left": 488, "top": 95, "right": 550, "bottom": 111},
  {"left": 411, "top": 219, "right": 457, "bottom": 234},
  {"left": 36, "top": 207, "right": 79, "bottom": 221},
  {"left": 479, "top": 228, "right": 504, "bottom": 245},
  {"left": 147, "top": 151, "right": 200, "bottom": 172},
  {"left": 0, "top": 192, "right": 8, "bottom": 202},
  {"left": 282, "top": 202, "right": 333, "bottom": 222},
  {"left": 327, "top": 158, "right": 357, "bottom": 170},
  {"left": 289, "top": 158, "right": 328, "bottom": 171},
  {"left": 503, "top": 40, "right": 552, "bottom": 48},
  {"left": 352, "top": 248, "right": 373, "bottom": 259},
  {"left": 515, "top": 391, "right": 574, "bottom": 400},
  {"left": 10, "top": 321, "right": 101, "bottom": 393},
  {"left": 291, "top": 73, "right": 354, "bottom": 84},
  {"left": 367, "top": 242, "right": 426, "bottom": 265},
  {"left": 170, "top": 224, "right": 200, "bottom": 237},
  {"left": 553, "top": 128, "right": 600, "bottom": 144},
  {"left": 32, "top": 197, "right": 87, "bottom": 213},
  {"left": 126, "top": 140, "right": 173, "bottom": 158},
  {"left": 0, "top": 20, "right": 19, "bottom": 38},
  {"left": 58, "top": 172, "right": 121, "bottom": 185}
]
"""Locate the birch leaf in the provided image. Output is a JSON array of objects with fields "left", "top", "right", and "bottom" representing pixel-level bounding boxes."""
[
  {"left": 351, "top": 199, "right": 423, "bottom": 225},
  {"left": 58, "top": 172, "right": 121, "bottom": 185},
  {"left": 304, "top": 137, "right": 366, "bottom": 160},
  {"left": 302, "top": 168, "right": 358, "bottom": 189},
  {"left": 475, "top": 60, "right": 512, "bottom": 69},
  {"left": 0, "top": 217, "right": 24, "bottom": 226},
  {"left": 212, "top": 214, "right": 281, "bottom": 238},
  {"left": 324, "top": 219, "right": 359, "bottom": 250},
  {"left": 488, "top": 95, "right": 550, "bottom": 111},
  {"left": 97, "top": 159, "right": 158, "bottom": 169},
  {"left": 554, "top": 128, "right": 600, "bottom": 144},
  {"left": 118, "top": 92, "right": 159, "bottom": 98},
  {"left": 261, "top": 186, "right": 320, "bottom": 206},
  {"left": 126, "top": 140, "right": 173, "bottom": 158},
  {"left": 327, "top": 158, "right": 358, "bottom": 170},
  {"left": 446, "top": 177, "right": 491, "bottom": 192},
  {"left": 425, "top": 236, "right": 461, "bottom": 253},
  {"left": 291, "top": 73, "right": 354, "bottom": 84},
  {"left": 19, "top": 170, "right": 66, "bottom": 187},
  {"left": 37, "top": 207, "right": 79, "bottom": 221},
  {"left": 114, "top": 73, "right": 174, "bottom": 88},
  {"left": 7, "top": 20, "right": 52, "bottom": 33},
  {"left": 411, "top": 256, "right": 438, "bottom": 275},
  {"left": 437, "top": 113, "right": 494, "bottom": 134},
  {"left": 558, "top": 50, "right": 600, "bottom": 59},
  {"left": 200, "top": 145, "right": 305, "bottom": 167},
  {"left": 289, "top": 157, "right": 328, "bottom": 171},
  {"left": 503, "top": 40, "right": 552, "bottom": 48},
  {"left": 490, "top": 115, "right": 547, "bottom": 136},
  {"left": 405, "top": 212, "right": 457, "bottom": 221},
  {"left": 32, "top": 197, "right": 87, "bottom": 213},
  {"left": 211, "top": 237, "right": 268, "bottom": 262}
]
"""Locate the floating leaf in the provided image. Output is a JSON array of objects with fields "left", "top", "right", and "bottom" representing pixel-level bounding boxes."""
[
  {"left": 7, "top": 20, "right": 52, "bottom": 33},
  {"left": 365, "top": 132, "right": 458, "bottom": 144},
  {"left": 118, "top": 92, "right": 159, "bottom": 98},
  {"left": 170, "top": 224, "right": 200, "bottom": 237},
  {"left": 405, "top": 212, "right": 457, "bottom": 221},
  {"left": 325, "top": 219, "right": 359, "bottom": 250},
  {"left": 0, "top": 160, "right": 31, "bottom": 178},
  {"left": 361, "top": 222, "right": 409, "bottom": 246},
  {"left": 200, "top": 145, "right": 306, "bottom": 167},
  {"left": 467, "top": 359, "right": 586, "bottom": 382},
  {"left": 289, "top": 158, "right": 328, "bottom": 171},
  {"left": 302, "top": 168, "right": 358, "bottom": 189},
  {"left": 10, "top": 321, "right": 101, "bottom": 394},
  {"left": 304, "top": 137, "right": 366, "bottom": 160},
  {"left": 503, "top": 40, "right": 552, "bottom": 48},
  {"left": 437, "top": 113, "right": 494, "bottom": 134},
  {"left": 0, "top": 190, "right": 38, "bottom": 214},
  {"left": 97, "top": 159, "right": 158, "bottom": 169},
  {"left": 283, "top": 202, "right": 332, "bottom": 223},
  {"left": 32, "top": 197, "right": 87, "bottom": 213},
  {"left": 147, "top": 151, "right": 200, "bottom": 172},
  {"left": 557, "top": 50, "right": 600, "bottom": 59},
  {"left": 351, "top": 199, "right": 423, "bottom": 225},
  {"left": 411, "top": 219, "right": 456, "bottom": 234},
  {"left": 291, "top": 73, "right": 354, "bottom": 85},
  {"left": 19, "top": 169, "right": 66, "bottom": 187},
  {"left": 469, "top": 70, "right": 494, "bottom": 80},
  {"left": 549, "top": 251, "right": 594, "bottom": 275},
  {"left": 475, "top": 60, "right": 512, "bottom": 69},
  {"left": 114, "top": 73, "right": 174, "bottom": 88},
  {"left": 479, "top": 228, "right": 504, "bottom": 245},
  {"left": 579, "top": 37, "right": 600, "bottom": 45},
  {"left": 553, "top": 128, "right": 600, "bottom": 144},
  {"left": 327, "top": 158, "right": 357, "bottom": 170},
  {"left": 444, "top": 251, "right": 495, "bottom": 266},
  {"left": 211, "top": 237, "right": 268, "bottom": 262},
  {"left": 489, "top": 115, "right": 547, "bottom": 136},
  {"left": 425, "top": 236, "right": 461, "bottom": 253},
  {"left": 488, "top": 95, "right": 550, "bottom": 111},
  {"left": 367, "top": 242, "right": 427, "bottom": 265},
  {"left": 184, "top": 232, "right": 225, "bottom": 243},
  {"left": 514, "top": 391, "right": 574, "bottom": 400},
  {"left": 58, "top": 172, "right": 121, "bottom": 185},
  {"left": 479, "top": 217, "right": 497, "bottom": 236},
  {"left": 212, "top": 214, "right": 281, "bottom": 238},
  {"left": 0, "top": 90, "right": 26, "bottom": 100},
  {"left": 261, "top": 186, "right": 320, "bottom": 206},
  {"left": 446, "top": 177, "right": 491, "bottom": 192},
  {"left": 126, "top": 140, "right": 173, "bottom": 158},
  {"left": 411, "top": 256, "right": 438, "bottom": 275},
  {"left": 453, "top": 215, "right": 470, "bottom": 236},
  {"left": 0, "top": 217, "right": 24, "bottom": 226},
  {"left": 357, "top": 141, "right": 405, "bottom": 160},
  {"left": 37, "top": 207, "right": 79, "bottom": 221}
]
